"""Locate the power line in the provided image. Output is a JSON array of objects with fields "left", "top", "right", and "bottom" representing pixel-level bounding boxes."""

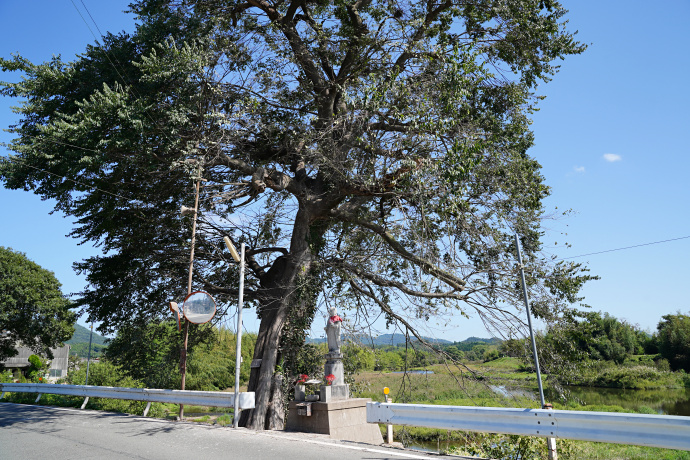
[
  {"left": 3, "top": 150, "right": 689, "bottom": 268},
  {"left": 556, "top": 235, "right": 690, "bottom": 261},
  {"left": 79, "top": 0, "right": 105, "bottom": 37},
  {"left": 67, "top": 0, "right": 188, "bottom": 151},
  {"left": 1, "top": 154, "right": 135, "bottom": 202},
  {"left": 68, "top": 0, "right": 131, "bottom": 90}
]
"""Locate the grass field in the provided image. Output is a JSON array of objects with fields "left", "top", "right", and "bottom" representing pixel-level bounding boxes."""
[{"left": 352, "top": 359, "right": 690, "bottom": 459}]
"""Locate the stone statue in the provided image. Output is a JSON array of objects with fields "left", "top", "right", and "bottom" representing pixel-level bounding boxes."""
[
  {"left": 325, "top": 306, "right": 342, "bottom": 355},
  {"left": 322, "top": 306, "right": 348, "bottom": 401}
]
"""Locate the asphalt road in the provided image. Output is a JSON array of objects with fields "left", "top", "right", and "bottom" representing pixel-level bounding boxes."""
[{"left": 0, "top": 403, "right": 470, "bottom": 460}]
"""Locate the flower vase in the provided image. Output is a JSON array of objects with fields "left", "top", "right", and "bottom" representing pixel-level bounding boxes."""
[
  {"left": 319, "top": 384, "right": 332, "bottom": 402},
  {"left": 295, "top": 384, "right": 306, "bottom": 402}
]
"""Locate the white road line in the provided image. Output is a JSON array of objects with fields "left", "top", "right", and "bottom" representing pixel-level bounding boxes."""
[{"left": 250, "top": 430, "right": 435, "bottom": 459}]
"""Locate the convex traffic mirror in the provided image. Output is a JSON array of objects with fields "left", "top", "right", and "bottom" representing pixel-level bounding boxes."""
[{"left": 182, "top": 291, "right": 216, "bottom": 324}]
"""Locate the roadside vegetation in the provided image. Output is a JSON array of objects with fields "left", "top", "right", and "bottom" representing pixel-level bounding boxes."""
[{"left": 3, "top": 311, "right": 690, "bottom": 458}]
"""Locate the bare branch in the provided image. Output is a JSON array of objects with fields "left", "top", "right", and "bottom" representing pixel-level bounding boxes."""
[{"left": 330, "top": 208, "right": 467, "bottom": 291}]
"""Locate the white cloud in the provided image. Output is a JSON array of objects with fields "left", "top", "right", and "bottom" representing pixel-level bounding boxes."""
[
  {"left": 603, "top": 153, "right": 622, "bottom": 162},
  {"left": 573, "top": 166, "right": 585, "bottom": 173}
]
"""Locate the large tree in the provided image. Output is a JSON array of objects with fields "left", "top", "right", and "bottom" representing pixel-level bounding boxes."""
[
  {"left": 1, "top": 0, "right": 593, "bottom": 428},
  {"left": 0, "top": 247, "right": 76, "bottom": 360},
  {"left": 656, "top": 313, "right": 690, "bottom": 372}
]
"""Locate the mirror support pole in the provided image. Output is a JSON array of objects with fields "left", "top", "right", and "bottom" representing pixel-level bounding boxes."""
[
  {"left": 233, "top": 243, "right": 246, "bottom": 428},
  {"left": 180, "top": 179, "right": 201, "bottom": 420}
]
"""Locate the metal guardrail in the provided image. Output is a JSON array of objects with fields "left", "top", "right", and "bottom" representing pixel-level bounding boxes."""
[
  {"left": 0, "top": 383, "right": 255, "bottom": 416},
  {"left": 367, "top": 402, "right": 690, "bottom": 451}
]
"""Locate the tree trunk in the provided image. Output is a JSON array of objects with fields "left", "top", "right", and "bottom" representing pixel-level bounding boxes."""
[{"left": 240, "top": 208, "right": 315, "bottom": 430}]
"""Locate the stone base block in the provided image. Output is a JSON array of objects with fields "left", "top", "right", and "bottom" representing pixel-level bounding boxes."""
[
  {"left": 286, "top": 398, "right": 383, "bottom": 445},
  {"left": 324, "top": 359, "right": 345, "bottom": 386},
  {"left": 320, "top": 384, "right": 349, "bottom": 402}
]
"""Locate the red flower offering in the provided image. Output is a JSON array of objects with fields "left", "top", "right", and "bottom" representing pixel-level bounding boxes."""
[{"left": 325, "top": 374, "right": 335, "bottom": 385}]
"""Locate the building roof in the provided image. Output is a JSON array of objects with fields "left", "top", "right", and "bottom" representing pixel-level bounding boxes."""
[{"left": 0, "top": 345, "right": 71, "bottom": 372}]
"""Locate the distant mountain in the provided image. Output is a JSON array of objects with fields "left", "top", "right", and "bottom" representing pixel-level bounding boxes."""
[
  {"left": 65, "top": 324, "right": 108, "bottom": 358},
  {"left": 459, "top": 337, "right": 502, "bottom": 345},
  {"left": 66, "top": 324, "right": 107, "bottom": 346},
  {"left": 369, "top": 333, "right": 453, "bottom": 346},
  {"left": 307, "top": 333, "right": 453, "bottom": 347}
]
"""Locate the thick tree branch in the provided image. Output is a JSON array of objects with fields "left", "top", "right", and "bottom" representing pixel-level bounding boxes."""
[
  {"left": 389, "top": 0, "right": 453, "bottom": 78},
  {"left": 330, "top": 207, "right": 466, "bottom": 291},
  {"left": 331, "top": 259, "right": 468, "bottom": 301}
]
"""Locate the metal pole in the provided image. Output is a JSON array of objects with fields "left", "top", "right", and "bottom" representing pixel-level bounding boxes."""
[
  {"left": 85, "top": 321, "right": 94, "bottom": 386},
  {"left": 514, "top": 234, "right": 545, "bottom": 407},
  {"left": 233, "top": 243, "right": 246, "bottom": 428},
  {"left": 515, "top": 234, "right": 557, "bottom": 460},
  {"left": 180, "top": 179, "right": 201, "bottom": 420},
  {"left": 383, "top": 386, "right": 393, "bottom": 443}
]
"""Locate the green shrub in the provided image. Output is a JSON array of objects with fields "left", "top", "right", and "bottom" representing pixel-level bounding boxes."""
[
  {"left": 65, "top": 360, "right": 149, "bottom": 415},
  {"left": 216, "top": 414, "right": 233, "bottom": 426},
  {"left": 655, "top": 358, "right": 671, "bottom": 372},
  {"left": 0, "top": 370, "right": 13, "bottom": 384}
]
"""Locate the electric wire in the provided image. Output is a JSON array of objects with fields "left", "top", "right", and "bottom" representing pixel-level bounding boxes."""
[
  {"left": 67, "top": 0, "right": 203, "bottom": 162},
  {"left": 1, "top": 154, "right": 135, "bottom": 203},
  {"left": 555, "top": 235, "right": 690, "bottom": 261},
  {"left": 5, "top": 143, "right": 688, "bottom": 267},
  {"left": 5, "top": 144, "right": 688, "bottom": 266}
]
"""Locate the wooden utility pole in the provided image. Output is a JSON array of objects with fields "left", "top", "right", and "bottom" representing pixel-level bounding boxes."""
[{"left": 179, "top": 179, "right": 201, "bottom": 420}]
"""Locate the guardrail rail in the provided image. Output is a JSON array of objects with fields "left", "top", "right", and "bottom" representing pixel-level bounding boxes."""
[
  {"left": 0, "top": 383, "right": 255, "bottom": 416},
  {"left": 367, "top": 402, "right": 690, "bottom": 451}
]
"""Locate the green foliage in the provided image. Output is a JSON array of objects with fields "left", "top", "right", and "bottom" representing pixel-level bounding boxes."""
[
  {"left": 0, "top": 247, "right": 75, "bottom": 360},
  {"left": 546, "top": 311, "right": 649, "bottom": 365},
  {"left": 375, "top": 349, "right": 405, "bottom": 371},
  {"left": 66, "top": 323, "right": 107, "bottom": 346},
  {"left": 0, "top": 369, "right": 13, "bottom": 384},
  {"left": 343, "top": 344, "right": 376, "bottom": 374},
  {"left": 63, "top": 360, "right": 151, "bottom": 414},
  {"left": 26, "top": 354, "right": 48, "bottom": 381},
  {"left": 104, "top": 320, "right": 183, "bottom": 389},
  {"left": 185, "top": 328, "right": 257, "bottom": 391},
  {"left": 590, "top": 366, "right": 664, "bottom": 390},
  {"left": 105, "top": 320, "right": 256, "bottom": 391},
  {"left": 288, "top": 343, "right": 325, "bottom": 380},
  {"left": 451, "top": 433, "right": 557, "bottom": 460},
  {"left": 215, "top": 414, "right": 232, "bottom": 426},
  {"left": 656, "top": 313, "right": 690, "bottom": 372}
]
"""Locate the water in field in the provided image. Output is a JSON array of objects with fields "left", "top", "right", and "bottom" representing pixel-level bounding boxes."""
[
  {"left": 391, "top": 370, "right": 435, "bottom": 374},
  {"left": 555, "top": 386, "right": 690, "bottom": 416}
]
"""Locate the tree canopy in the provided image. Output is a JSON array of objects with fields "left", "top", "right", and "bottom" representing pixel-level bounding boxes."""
[
  {"left": 656, "top": 313, "right": 690, "bottom": 372},
  {"left": 1, "top": 0, "right": 592, "bottom": 428},
  {"left": 0, "top": 247, "right": 75, "bottom": 360},
  {"left": 545, "top": 311, "right": 648, "bottom": 365}
]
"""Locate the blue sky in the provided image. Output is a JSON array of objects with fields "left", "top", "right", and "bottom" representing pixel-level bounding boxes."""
[{"left": 1, "top": 1, "right": 688, "bottom": 341}]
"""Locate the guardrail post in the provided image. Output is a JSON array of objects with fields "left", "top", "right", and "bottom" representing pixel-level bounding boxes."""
[
  {"left": 544, "top": 403, "right": 557, "bottom": 460},
  {"left": 34, "top": 394, "right": 41, "bottom": 403},
  {"left": 81, "top": 397, "right": 89, "bottom": 409},
  {"left": 383, "top": 387, "right": 393, "bottom": 444},
  {"left": 386, "top": 396, "right": 393, "bottom": 444},
  {"left": 143, "top": 402, "right": 152, "bottom": 417}
]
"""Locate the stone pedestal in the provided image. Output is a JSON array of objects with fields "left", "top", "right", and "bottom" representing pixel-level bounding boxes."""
[
  {"left": 286, "top": 398, "right": 383, "bottom": 445},
  {"left": 324, "top": 352, "right": 345, "bottom": 385}
]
